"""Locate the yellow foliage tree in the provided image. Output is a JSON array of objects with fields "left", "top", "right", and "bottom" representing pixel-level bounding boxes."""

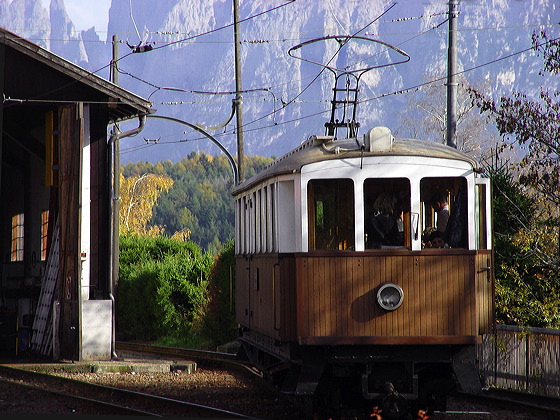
[{"left": 119, "top": 173, "right": 174, "bottom": 236}]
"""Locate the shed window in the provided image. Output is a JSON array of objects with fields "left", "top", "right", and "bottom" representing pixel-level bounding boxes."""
[
  {"left": 11, "top": 213, "right": 24, "bottom": 262},
  {"left": 41, "top": 210, "right": 49, "bottom": 261},
  {"left": 308, "top": 179, "right": 354, "bottom": 250}
]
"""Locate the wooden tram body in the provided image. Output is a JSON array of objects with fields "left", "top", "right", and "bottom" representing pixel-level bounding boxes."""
[{"left": 233, "top": 127, "right": 494, "bottom": 412}]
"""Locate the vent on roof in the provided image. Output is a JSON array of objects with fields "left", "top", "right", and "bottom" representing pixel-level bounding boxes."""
[{"left": 365, "top": 126, "right": 393, "bottom": 152}]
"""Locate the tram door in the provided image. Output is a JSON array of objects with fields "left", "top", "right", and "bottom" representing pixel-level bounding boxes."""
[{"left": 235, "top": 185, "right": 281, "bottom": 335}]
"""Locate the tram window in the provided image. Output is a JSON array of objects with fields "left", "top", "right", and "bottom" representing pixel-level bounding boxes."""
[
  {"left": 308, "top": 179, "right": 354, "bottom": 250},
  {"left": 476, "top": 182, "right": 489, "bottom": 249},
  {"left": 363, "top": 178, "right": 411, "bottom": 249},
  {"left": 263, "top": 186, "right": 269, "bottom": 252},
  {"left": 420, "top": 177, "right": 467, "bottom": 248},
  {"left": 242, "top": 196, "right": 248, "bottom": 253},
  {"left": 270, "top": 183, "right": 276, "bottom": 252}
]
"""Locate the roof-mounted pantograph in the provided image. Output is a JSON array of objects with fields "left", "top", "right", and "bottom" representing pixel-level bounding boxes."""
[{"left": 288, "top": 36, "right": 410, "bottom": 139}]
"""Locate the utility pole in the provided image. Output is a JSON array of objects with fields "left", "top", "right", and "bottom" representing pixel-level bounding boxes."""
[
  {"left": 110, "top": 34, "right": 120, "bottom": 359},
  {"left": 233, "top": 0, "right": 245, "bottom": 182},
  {"left": 110, "top": 34, "right": 120, "bottom": 292},
  {"left": 111, "top": 35, "right": 119, "bottom": 85},
  {"left": 446, "top": 0, "right": 458, "bottom": 149}
]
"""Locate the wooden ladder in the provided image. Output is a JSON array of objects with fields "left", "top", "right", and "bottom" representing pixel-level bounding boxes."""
[{"left": 31, "top": 217, "right": 59, "bottom": 356}]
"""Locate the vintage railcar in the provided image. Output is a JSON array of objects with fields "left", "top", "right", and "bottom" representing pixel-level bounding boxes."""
[{"left": 233, "top": 126, "right": 494, "bottom": 416}]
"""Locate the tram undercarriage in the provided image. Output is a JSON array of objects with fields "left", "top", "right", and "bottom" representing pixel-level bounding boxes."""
[{"left": 237, "top": 330, "right": 482, "bottom": 417}]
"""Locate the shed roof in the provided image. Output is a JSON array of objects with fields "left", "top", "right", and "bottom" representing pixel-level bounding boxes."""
[{"left": 1, "top": 27, "right": 152, "bottom": 121}]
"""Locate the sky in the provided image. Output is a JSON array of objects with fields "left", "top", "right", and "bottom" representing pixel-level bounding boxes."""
[{"left": 40, "top": 0, "right": 111, "bottom": 32}]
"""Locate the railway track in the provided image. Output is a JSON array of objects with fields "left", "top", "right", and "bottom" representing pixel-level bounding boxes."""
[
  {"left": 116, "top": 340, "right": 239, "bottom": 363},
  {"left": 458, "top": 388, "right": 560, "bottom": 419},
  {"left": 43, "top": 342, "right": 557, "bottom": 419},
  {"left": 0, "top": 374, "right": 150, "bottom": 416},
  {"left": 115, "top": 342, "right": 560, "bottom": 419},
  {"left": 116, "top": 340, "right": 261, "bottom": 375},
  {"left": 0, "top": 364, "right": 251, "bottom": 418}
]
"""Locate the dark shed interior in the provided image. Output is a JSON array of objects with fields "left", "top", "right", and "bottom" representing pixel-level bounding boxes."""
[{"left": 0, "top": 27, "right": 152, "bottom": 359}]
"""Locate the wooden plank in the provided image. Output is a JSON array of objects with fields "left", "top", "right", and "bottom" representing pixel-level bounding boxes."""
[
  {"left": 417, "top": 256, "right": 426, "bottom": 336},
  {"left": 234, "top": 256, "right": 250, "bottom": 328},
  {"left": 58, "top": 104, "right": 82, "bottom": 359},
  {"left": 314, "top": 256, "right": 324, "bottom": 335},
  {"left": 354, "top": 256, "right": 365, "bottom": 336},
  {"left": 476, "top": 252, "right": 494, "bottom": 334},
  {"left": 284, "top": 256, "right": 297, "bottom": 340},
  {"left": 296, "top": 258, "right": 306, "bottom": 337},
  {"left": 291, "top": 250, "right": 480, "bottom": 343},
  {"left": 300, "top": 335, "right": 481, "bottom": 345},
  {"left": 89, "top": 116, "right": 109, "bottom": 293},
  {"left": 448, "top": 255, "right": 456, "bottom": 333},
  {"left": 344, "top": 257, "right": 352, "bottom": 336}
]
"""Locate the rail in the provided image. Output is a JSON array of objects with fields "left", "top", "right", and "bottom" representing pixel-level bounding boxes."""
[
  {"left": 460, "top": 388, "right": 560, "bottom": 419},
  {"left": 116, "top": 342, "right": 560, "bottom": 418},
  {"left": 0, "top": 364, "right": 251, "bottom": 418},
  {"left": 115, "top": 341, "right": 260, "bottom": 376}
]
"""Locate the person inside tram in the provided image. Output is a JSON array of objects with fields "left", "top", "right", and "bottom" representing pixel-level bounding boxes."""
[
  {"left": 365, "top": 192, "right": 402, "bottom": 249},
  {"left": 429, "top": 192, "right": 450, "bottom": 234},
  {"left": 425, "top": 230, "right": 448, "bottom": 248}
]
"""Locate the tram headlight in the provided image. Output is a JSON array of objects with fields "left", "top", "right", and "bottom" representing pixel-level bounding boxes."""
[{"left": 377, "top": 283, "right": 404, "bottom": 311}]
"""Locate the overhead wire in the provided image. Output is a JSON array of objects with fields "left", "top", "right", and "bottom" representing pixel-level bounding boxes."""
[
  {"left": 2, "top": 0, "right": 297, "bottom": 108},
  {"left": 116, "top": 1, "right": 397, "bottom": 119},
  {"left": 5, "top": 2, "right": 557, "bottom": 154},
  {"left": 150, "top": 0, "right": 296, "bottom": 52},
  {"left": 112, "top": 4, "right": 553, "bottom": 119},
  {"left": 120, "top": 30, "right": 560, "bottom": 154},
  {"left": 119, "top": 2, "right": 402, "bottom": 157},
  {"left": 358, "top": 33, "right": 560, "bottom": 106},
  {"left": 234, "top": 2, "right": 399, "bottom": 134}
]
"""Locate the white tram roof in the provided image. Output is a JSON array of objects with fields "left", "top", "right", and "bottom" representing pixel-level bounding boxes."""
[{"left": 233, "top": 127, "right": 479, "bottom": 195}]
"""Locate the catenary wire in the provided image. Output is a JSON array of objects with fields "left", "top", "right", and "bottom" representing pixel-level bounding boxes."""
[
  {"left": 118, "top": 32, "right": 560, "bottom": 156},
  {"left": 2, "top": 0, "right": 297, "bottom": 108}
]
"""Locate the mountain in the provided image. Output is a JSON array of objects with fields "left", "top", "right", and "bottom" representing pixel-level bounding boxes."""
[{"left": 1, "top": 0, "right": 558, "bottom": 164}]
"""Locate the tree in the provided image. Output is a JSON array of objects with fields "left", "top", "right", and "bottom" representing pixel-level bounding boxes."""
[
  {"left": 471, "top": 32, "right": 560, "bottom": 326},
  {"left": 119, "top": 173, "right": 174, "bottom": 236},
  {"left": 470, "top": 32, "right": 560, "bottom": 211},
  {"left": 485, "top": 160, "right": 560, "bottom": 327},
  {"left": 397, "top": 73, "right": 500, "bottom": 163}
]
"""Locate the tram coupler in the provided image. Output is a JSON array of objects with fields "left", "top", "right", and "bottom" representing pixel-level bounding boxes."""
[
  {"left": 380, "top": 382, "right": 410, "bottom": 420},
  {"left": 362, "top": 363, "right": 418, "bottom": 400}
]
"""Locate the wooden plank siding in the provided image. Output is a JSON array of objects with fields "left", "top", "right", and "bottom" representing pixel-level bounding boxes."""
[
  {"left": 475, "top": 251, "right": 494, "bottom": 334},
  {"left": 250, "top": 257, "right": 276, "bottom": 334},
  {"left": 235, "top": 254, "right": 297, "bottom": 342},
  {"left": 277, "top": 255, "right": 297, "bottom": 341},
  {"left": 235, "top": 256, "right": 251, "bottom": 328},
  {"left": 236, "top": 250, "right": 493, "bottom": 347},
  {"left": 295, "top": 251, "right": 485, "bottom": 345}
]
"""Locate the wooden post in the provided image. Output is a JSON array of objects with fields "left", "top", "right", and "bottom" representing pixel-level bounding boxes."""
[{"left": 233, "top": 0, "right": 245, "bottom": 182}]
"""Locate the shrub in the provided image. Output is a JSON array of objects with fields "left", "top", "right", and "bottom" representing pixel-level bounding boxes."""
[
  {"left": 202, "top": 240, "right": 238, "bottom": 345},
  {"left": 117, "top": 234, "right": 213, "bottom": 340}
]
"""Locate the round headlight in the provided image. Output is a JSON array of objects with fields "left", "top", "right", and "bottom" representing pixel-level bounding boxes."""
[{"left": 377, "top": 283, "right": 404, "bottom": 311}]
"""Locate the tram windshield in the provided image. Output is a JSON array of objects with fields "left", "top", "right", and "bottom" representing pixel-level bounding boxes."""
[
  {"left": 308, "top": 178, "right": 355, "bottom": 250},
  {"left": 363, "top": 178, "right": 411, "bottom": 249},
  {"left": 420, "top": 177, "right": 467, "bottom": 248},
  {"left": 306, "top": 176, "right": 472, "bottom": 252}
]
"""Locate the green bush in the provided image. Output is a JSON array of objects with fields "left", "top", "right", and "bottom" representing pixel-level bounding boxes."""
[
  {"left": 117, "top": 235, "right": 213, "bottom": 340},
  {"left": 202, "top": 240, "right": 238, "bottom": 345}
]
